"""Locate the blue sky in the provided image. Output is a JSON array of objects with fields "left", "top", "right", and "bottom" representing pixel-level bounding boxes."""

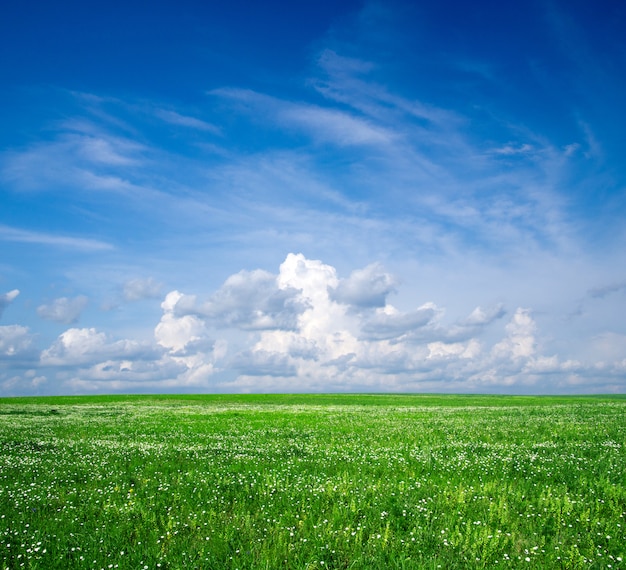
[{"left": 1, "top": 0, "right": 625, "bottom": 395}]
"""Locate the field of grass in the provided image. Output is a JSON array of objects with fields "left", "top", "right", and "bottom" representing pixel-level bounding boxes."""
[{"left": 0, "top": 394, "right": 624, "bottom": 569}]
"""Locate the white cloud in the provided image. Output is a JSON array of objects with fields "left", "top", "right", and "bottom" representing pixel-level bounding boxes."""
[
  {"left": 123, "top": 277, "right": 163, "bottom": 301},
  {"left": 155, "top": 109, "right": 220, "bottom": 133},
  {"left": 1, "top": 369, "right": 47, "bottom": 396},
  {"left": 155, "top": 291, "right": 209, "bottom": 354},
  {"left": 275, "top": 253, "right": 358, "bottom": 347},
  {"left": 1, "top": 253, "right": 623, "bottom": 394},
  {"left": 0, "top": 110, "right": 186, "bottom": 222},
  {"left": 314, "top": 49, "right": 458, "bottom": 128},
  {"left": 34, "top": 316, "right": 215, "bottom": 393},
  {"left": 281, "top": 105, "right": 394, "bottom": 146},
  {"left": 492, "top": 308, "right": 537, "bottom": 360},
  {"left": 57, "top": 358, "right": 184, "bottom": 390},
  {"left": 37, "top": 296, "right": 89, "bottom": 324},
  {"left": 153, "top": 291, "right": 224, "bottom": 386},
  {"left": 41, "top": 327, "right": 157, "bottom": 367},
  {"left": 212, "top": 255, "right": 626, "bottom": 393},
  {"left": 172, "top": 268, "right": 308, "bottom": 331},
  {"left": 0, "top": 289, "right": 19, "bottom": 319},
  {"left": 0, "top": 325, "right": 35, "bottom": 359},
  {"left": 210, "top": 88, "right": 395, "bottom": 148},
  {"left": 427, "top": 339, "right": 482, "bottom": 360},
  {"left": 1, "top": 126, "right": 144, "bottom": 190},
  {"left": 140, "top": 254, "right": 611, "bottom": 393},
  {"left": 329, "top": 263, "right": 396, "bottom": 308},
  {"left": 360, "top": 303, "right": 439, "bottom": 340},
  {"left": 233, "top": 254, "right": 489, "bottom": 390},
  {"left": 234, "top": 350, "right": 297, "bottom": 377},
  {"left": 433, "top": 304, "right": 507, "bottom": 343},
  {"left": 461, "top": 304, "right": 506, "bottom": 326},
  {"left": 0, "top": 225, "right": 113, "bottom": 251},
  {"left": 73, "top": 134, "right": 142, "bottom": 166},
  {"left": 524, "top": 355, "right": 581, "bottom": 374},
  {"left": 490, "top": 143, "right": 535, "bottom": 156},
  {"left": 316, "top": 49, "right": 375, "bottom": 76}
]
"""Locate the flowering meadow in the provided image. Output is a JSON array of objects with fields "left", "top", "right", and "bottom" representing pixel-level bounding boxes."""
[{"left": 0, "top": 394, "right": 624, "bottom": 569}]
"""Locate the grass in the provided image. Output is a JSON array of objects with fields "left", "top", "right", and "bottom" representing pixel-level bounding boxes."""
[{"left": 0, "top": 394, "right": 624, "bottom": 569}]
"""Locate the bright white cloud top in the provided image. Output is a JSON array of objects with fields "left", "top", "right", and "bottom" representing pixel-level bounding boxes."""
[{"left": 1, "top": 1, "right": 625, "bottom": 394}]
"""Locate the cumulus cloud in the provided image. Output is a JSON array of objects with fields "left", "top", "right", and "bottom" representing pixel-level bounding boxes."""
[
  {"left": 492, "top": 308, "right": 537, "bottom": 360},
  {"left": 329, "top": 263, "right": 396, "bottom": 308},
  {"left": 441, "top": 304, "right": 507, "bottom": 342},
  {"left": 234, "top": 350, "right": 297, "bottom": 377},
  {"left": 235, "top": 254, "right": 479, "bottom": 390},
  {"left": 36, "top": 318, "right": 215, "bottom": 393},
  {"left": 4, "top": 253, "right": 623, "bottom": 395},
  {"left": 1, "top": 369, "right": 47, "bottom": 396},
  {"left": 427, "top": 339, "right": 481, "bottom": 359},
  {"left": 37, "top": 296, "right": 88, "bottom": 324},
  {"left": 215, "top": 254, "right": 615, "bottom": 393},
  {"left": 153, "top": 291, "right": 224, "bottom": 385},
  {"left": 0, "top": 289, "right": 19, "bottom": 319},
  {"left": 461, "top": 304, "right": 506, "bottom": 326},
  {"left": 155, "top": 291, "right": 210, "bottom": 354},
  {"left": 0, "top": 325, "right": 36, "bottom": 360},
  {"left": 360, "top": 303, "right": 439, "bottom": 340},
  {"left": 170, "top": 268, "right": 307, "bottom": 331},
  {"left": 41, "top": 327, "right": 158, "bottom": 367},
  {"left": 147, "top": 254, "right": 535, "bottom": 392},
  {"left": 58, "top": 358, "right": 185, "bottom": 389}
]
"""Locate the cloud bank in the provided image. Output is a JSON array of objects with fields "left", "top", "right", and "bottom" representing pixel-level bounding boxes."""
[{"left": 2, "top": 254, "right": 623, "bottom": 395}]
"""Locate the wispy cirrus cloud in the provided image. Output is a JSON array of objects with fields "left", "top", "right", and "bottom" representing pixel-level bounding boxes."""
[
  {"left": 282, "top": 105, "right": 394, "bottom": 146},
  {"left": 0, "top": 62, "right": 579, "bottom": 269},
  {"left": 209, "top": 43, "right": 580, "bottom": 263},
  {"left": 489, "top": 143, "right": 535, "bottom": 156},
  {"left": 313, "top": 49, "right": 459, "bottom": 127},
  {"left": 210, "top": 87, "right": 396, "bottom": 147},
  {"left": 2, "top": 120, "right": 147, "bottom": 191},
  {"left": 0, "top": 224, "right": 113, "bottom": 251},
  {"left": 154, "top": 109, "right": 221, "bottom": 133}
]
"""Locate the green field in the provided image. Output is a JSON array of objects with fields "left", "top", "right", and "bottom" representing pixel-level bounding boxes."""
[{"left": 0, "top": 394, "right": 624, "bottom": 569}]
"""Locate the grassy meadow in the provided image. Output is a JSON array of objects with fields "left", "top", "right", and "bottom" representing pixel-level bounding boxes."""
[{"left": 0, "top": 394, "right": 624, "bottom": 569}]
